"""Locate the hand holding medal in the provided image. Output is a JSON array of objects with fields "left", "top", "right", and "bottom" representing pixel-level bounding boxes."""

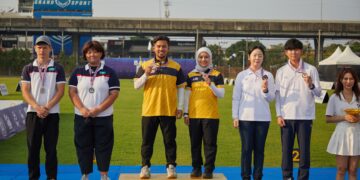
[
  {"left": 302, "top": 73, "right": 313, "bottom": 88},
  {"left": 144, "top": 65, "right": 153, "bottom": 75},
  {"left": 202, "top": 73, "right": 211, "bottom": 85},
  {"left": 262, "top": 75, "right": 268, "bottom": 93},
  {"left": 150, "top": 62, "right": 160, "bottom": 74}
]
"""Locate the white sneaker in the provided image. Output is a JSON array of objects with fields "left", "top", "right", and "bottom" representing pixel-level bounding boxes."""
[
  {"left": 167, "top": 164, "right": 177, "bottom": 179},
  {"left": 81, "top": 174, "right": 88, "bottom": 180},
  {"left": 139, "top": 165, "right": 151, "bottom": 179},
  {"left": 100, "top": 174, "right": 110, "bottom": 180}
]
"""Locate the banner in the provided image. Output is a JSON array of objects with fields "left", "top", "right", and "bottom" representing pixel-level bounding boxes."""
[
  {"left": 33, "top": 0, "right": 92, "bottom": 19},
  {"left": 33, "top": 0, "right": 92, "bottom": 11},
  {"left": 0, "top": 101, "right": 27, "bottom": 140}
]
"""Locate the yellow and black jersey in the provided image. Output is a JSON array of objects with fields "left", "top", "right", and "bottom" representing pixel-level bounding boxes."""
[
  {"left": 186, "top": 69, "right": 224, "bottom": 119},
  {"left": 135, "top": 58, "right": 186, "bottom": 116}
]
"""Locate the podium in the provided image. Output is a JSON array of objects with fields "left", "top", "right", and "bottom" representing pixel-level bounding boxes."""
[{"left": 119, "top": 173, "right": 227, "bottom": 180}]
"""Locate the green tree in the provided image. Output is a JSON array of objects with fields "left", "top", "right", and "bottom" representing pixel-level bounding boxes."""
[
  {"left": 323, "top": 44, "right": 345, "bottom": 59},
  {"left": 0, "top": 48, "right": 31, "bottom": 76},
  {"left": 267, "top": 43, "right": 285, "bottom": 71},
  {"left": 347, "top": 40, "right": 360, "bottom": 54},
  {"left": 225, "top": 40, "right": 265, "bottom": 68},
  {"left": 58, "top": 51, "right": 77, "bottom": 76},
  {"left": 207, "top": 44, "right": 225, "bottom": 67}
]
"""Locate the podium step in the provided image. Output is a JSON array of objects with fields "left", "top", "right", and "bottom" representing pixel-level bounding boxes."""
[{"left": 119, "top": 173, "right": 227, "bottom": 180}]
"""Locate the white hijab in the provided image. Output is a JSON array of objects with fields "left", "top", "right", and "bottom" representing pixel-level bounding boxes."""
[{"left": 194, "top": 47, "right": 213, "bottom": 73}]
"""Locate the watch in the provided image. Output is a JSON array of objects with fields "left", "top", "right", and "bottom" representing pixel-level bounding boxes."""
[
  {"left": 183, "top": 113, "right": 189, "bottom": 117},
  {"left": 309, "top": 83, "right": 315, "bottom": 90}
]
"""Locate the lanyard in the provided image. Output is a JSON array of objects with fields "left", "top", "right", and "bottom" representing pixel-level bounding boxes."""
[
  {"left": 38, "top": 62, "right": 48, "bottom": 87},
  {"left": 250, "top": 68, "right": 268, "bottom": 80},
  {"left": 154, "top": 58, "right": 168, "bottom": 66},
  {"left": 89, "top": 66, "right": 101, "bottom": 87},
  {"left": 288, "top": 60, "right": 306, "bottom": 73}
]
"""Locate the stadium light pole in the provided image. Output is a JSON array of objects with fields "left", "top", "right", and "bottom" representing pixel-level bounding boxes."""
[{"left": 238, "top": 51, "right": 245, "bottom": 70}]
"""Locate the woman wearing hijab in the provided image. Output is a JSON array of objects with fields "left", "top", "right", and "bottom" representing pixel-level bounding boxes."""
[
  {"left": 68, "top": 41, "right": 120, "bottom": 180},
  {"left": 326, "top": 68, "right": 360, "bottom": 180},
  {"left": 232, "top": 46, "right": 275, "bottom": 180},
  {"left": 183, "top": 47, "right": 225, "bottom": 179}
]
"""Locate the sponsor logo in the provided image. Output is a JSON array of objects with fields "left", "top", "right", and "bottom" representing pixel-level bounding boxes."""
[
  {"left": 55, "top": 0, "right": 71, "bottom": 8},
  {"left": 48, "top": 67, "right": 56, "bottom": 71}
]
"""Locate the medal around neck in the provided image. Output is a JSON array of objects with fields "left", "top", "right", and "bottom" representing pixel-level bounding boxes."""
[
  {"left": 89, "top": 87, "right": 95, "bottom": 93},
  {"left": 40, "top": 87, "right": 46, "bottom": 94}
]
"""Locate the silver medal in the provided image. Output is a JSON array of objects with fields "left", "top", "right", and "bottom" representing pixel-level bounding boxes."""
[
  {"left": 89, "top": 87, "right": 95, "bottom": 93},
  {"left": 40, "top": 87, "right": 46, "bottom": 94}
]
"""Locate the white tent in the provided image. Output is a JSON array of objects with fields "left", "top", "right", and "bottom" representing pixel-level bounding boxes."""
[
  {"left": 319, "top": 45, "right": 360, "bottom": 82},
  {"left": 321, "top": 45, "right": 360, "bottom": 65},
  {"left": 318, "top": 47, "right": 342, "bottom": 65}
]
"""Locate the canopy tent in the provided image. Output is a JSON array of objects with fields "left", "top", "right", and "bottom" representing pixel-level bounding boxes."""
[
  {"left": 319, "top": 45, "right": 360, "bottom": 82},
  {"left": 318, "top": 47, "right": 342, "bottom": 65}
]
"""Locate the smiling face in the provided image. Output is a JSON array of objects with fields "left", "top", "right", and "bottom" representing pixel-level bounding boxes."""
[
  {"left": 153, "top": 40, "right": 169, "bottom": 60},
  {"left": 85, "top": 48, "right": 103, "bottom": 66},
  {"left": 198, "top": 52, "right": 210, "bottom": 67},
  {"left": 248, "top": 48, "right": 264, "bottom": 69},
  {"left": 342, "top": 72, "right": 355, "bottom": 91}
]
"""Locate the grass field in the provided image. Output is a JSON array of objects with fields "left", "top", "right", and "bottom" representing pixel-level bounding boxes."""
[{"left": 0, "top": 77, "right": 336, "bottom": 167}]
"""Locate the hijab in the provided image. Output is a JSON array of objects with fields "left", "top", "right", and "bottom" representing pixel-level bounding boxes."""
[{"left": 194, "top": 47, "right": 213, "bottom": 72}]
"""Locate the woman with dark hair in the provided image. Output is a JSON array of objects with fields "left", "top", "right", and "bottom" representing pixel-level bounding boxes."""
[
  {"left": 69, "top": 40, "right": 120, "bottom": 180},
  {"left": 326, "top": 68, "right": 360, "bottom": 180},
  {"left": 232, "top": 46, "right": 275, "bottom": 180}
]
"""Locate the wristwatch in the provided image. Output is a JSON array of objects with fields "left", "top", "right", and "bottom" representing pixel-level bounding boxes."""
[
  {"left": 263, "top": 88, "right": 269, "bottom": 93},
  {"left": 309, "top": 83, "right": 315, "bottom": 90},
  {"left": 183, "top": 113, "right": 189, "bottom": 118}
]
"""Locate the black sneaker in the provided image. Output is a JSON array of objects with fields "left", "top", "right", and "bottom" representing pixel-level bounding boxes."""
[{"left": 190, "top": 167, "right": 202, "bottom": 178}]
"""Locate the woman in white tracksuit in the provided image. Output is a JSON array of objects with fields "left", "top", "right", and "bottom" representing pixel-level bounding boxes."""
[{"left": 232, "top": 45, "right": 275, "bottom": 180}]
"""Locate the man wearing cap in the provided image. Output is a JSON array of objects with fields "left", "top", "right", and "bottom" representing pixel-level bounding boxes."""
[
  {"left": 21, "top": 35, "right": 66, "bottom": 180},
  {"left": 275, "top": 38, "right": 321, "bottom": 180}
]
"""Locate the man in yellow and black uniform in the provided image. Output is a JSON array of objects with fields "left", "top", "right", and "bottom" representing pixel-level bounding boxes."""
[
  {"left": 184, "top": 47, "right": 225, "bottom": 179},
  {"left": 134, "top": 35, "right": 185, "bottom": 179}
]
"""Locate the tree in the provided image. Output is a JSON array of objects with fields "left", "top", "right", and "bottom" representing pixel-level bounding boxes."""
[
  {"left": 225, "top": 40, "right": 265, "bottom": 68},
  {"left": 0, "top": 48, "right": 31, "bottom": 76},
  {"left": 267, "top": 43, "right": 285, "bottom": 71},
  {"left": 58, "top": 51, "right": 77, "bottom": 76},
  {"left": 347, "top": 40, "right": 360, "bottom": 54},
  {"left": 323, "top": 43, "right": 345, "bottom": 59},
  {"left": 207, "top": 44, "right": 225, "bottom": 67}
]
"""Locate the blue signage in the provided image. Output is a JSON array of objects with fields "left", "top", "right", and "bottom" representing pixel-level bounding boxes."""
[{"left": 33, "top": 0, "right": 92, "bottom": 11}]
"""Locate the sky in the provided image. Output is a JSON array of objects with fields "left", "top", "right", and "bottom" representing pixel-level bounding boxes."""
[
  {"left": 0, "top": 0, "right": 359, "bottom": 21},
  {"left": 92, "top": 0, "right": 360, "bottom": 21},
  {"left": 0, "top": 0, "right": 359, "bottom": 47}
]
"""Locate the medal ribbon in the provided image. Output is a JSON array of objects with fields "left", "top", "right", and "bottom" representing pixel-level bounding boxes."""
[
  {"left": 38, "top": 62, "right": 48, "bottom": 88},
  {"left": 89, "top": 66, "right": 101, "bottom": 88},
  {"left": 288, "top": 60, "right": 305, "bottom": 74}
]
